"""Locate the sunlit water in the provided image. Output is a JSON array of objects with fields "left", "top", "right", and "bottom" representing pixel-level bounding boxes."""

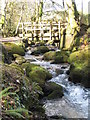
[{"left": 24, "top": 52, "right": 89, "bottom": 118}]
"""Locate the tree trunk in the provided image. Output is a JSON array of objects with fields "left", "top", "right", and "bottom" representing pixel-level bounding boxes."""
[{"left": 65, "top": 0, "right": 80, "bottom": 50}]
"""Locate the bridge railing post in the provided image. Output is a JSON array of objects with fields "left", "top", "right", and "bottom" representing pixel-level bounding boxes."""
[
  {"left": 58, "top": 21, "right": 61, "bottom": 47},
  {"left": 50, "top": 22, "right": 52, "bottom": 41}
]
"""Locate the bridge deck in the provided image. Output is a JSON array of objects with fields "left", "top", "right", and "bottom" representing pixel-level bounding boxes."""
[{"left": 0, "top": 37, "right": 22, "bottom": 43}]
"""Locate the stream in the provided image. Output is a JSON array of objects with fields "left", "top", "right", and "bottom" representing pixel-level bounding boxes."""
[{"left": 24, "top": 51, "right": 89, "bottom": 119}]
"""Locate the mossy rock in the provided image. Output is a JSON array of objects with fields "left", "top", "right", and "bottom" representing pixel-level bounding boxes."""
[
  {"left": 43, "top": 51, "right": 69, "bottom": 63},
  {"left": 29, "top": 67, "right": 52, "bottom": 87},
  {"left": 69, "top": 48, "right": 90, "bottom": 87},
  {"left": 68, "top": 48, "right": 89, "bottom": 63},
  {"left": 14, "top": 55, "right": 26, "bottom": 65},
  {"left": 9, "top": 63, "right": 24, "bottom": 73},
  {"left": 1, "top": 43, "right": 12, "bottom": 64},
  {"left": 43, "top": 51, "right": 56, "bottom": 61},
  {"left": 31, "top": 46, "right": 49, "bottom": 55},
  {"left": 69, "top": 65, "right": 90, "bottom": 87},
  {"left": 3, "top": 42, "right": 25, "bottom": 56},
  {"left": 44, "top": 82, "right": 63, "bottom": 100},
  {"left": 21, "top": 62, "right": 52, "bottom": 86},
  {"left": 21, "top": 62, "right": 40, "bottom": 76}
]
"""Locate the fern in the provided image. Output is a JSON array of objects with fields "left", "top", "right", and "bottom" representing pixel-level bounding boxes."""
[
  {"left": 5, "top": 108, "right": 30, "bottom": 119},
  {"left": 5, "top": 111, "right": 25, "bottom": 118},
  {"left": 0, "top": 87, "right": 13, "bottom": 98},
  {"left": 1, "top": 87, "right": 31, "bottom": 119},
  {"left": 5, "top": 108, "right": 29, "bottom": 113}
]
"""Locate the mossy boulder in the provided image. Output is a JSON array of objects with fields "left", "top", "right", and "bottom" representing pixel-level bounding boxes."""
[
  {"left": 31, "top": 46, "right": 49, "bottom": 55},
  {"left": 43, "top": 51, "right": 69, "bottom": 64},
  {"left": 21, "top": 62, "right": 52, "bottom": 87},
  {"left": 68, "top": 47, "right": 90, "bottom": 87},
  {"left": 13, "top": 54, "right": 26, "bottom": 65},
  {"left": 29, "top": 68, "right": 52, "bottom": 87},
  {"left": 9, "top": 63, "right": 24, "bottom": 73},
  {"left": 43, "top": 51, "right": 55, "bottom": 61},
  {"left": 3, "top": 42, "right": 25, "bottom": 56},
  {"left": 21, "top": 62, "right": 40, "bottom": 76},
  {"left": 1, "top": 43, "right": 12, "bottom": 64},
  {"left": 43, "top": 82, "right": 63, "bottom": 99}
]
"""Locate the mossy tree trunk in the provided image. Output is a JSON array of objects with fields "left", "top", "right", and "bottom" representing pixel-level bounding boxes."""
[{"left": 65, "top": 0, "right": 80, "bottom": 50}]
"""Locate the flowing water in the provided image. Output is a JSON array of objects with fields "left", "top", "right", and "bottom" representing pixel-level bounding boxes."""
[{"left": 24, "top": 51, "right": 89, "bottom": 119}]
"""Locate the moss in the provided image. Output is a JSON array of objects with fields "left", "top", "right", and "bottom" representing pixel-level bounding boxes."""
[
  {"left": 1, "top": 43, "right": 12, "bottom": 64},
  {"left": 43, "top": 51, "right": 69, "bottom": 64},
  {"left": 68, "top": 48, "right": 89, "bottom": 63},
  {"left": 31, "top": 46, "right": 49, "bottom": 55},
  {"left": 3, "top": 43, "right": 25, "bottom": 56},
  {"left": 43, "top": 51, "right": 55, "bottom": 61},
  {"left": 15, "top": 55, "right": 26, "bottom": 65},
  {"left": 21, "top": 63, "right": 40, "bottom": 76},
  {"left": 21, "top": 62, "right": 52, "bottom": 87},
  {"left": 29, "top": 67, "right": 52, "bottom": 87},
  {"left": 69, "top": 48, "right": 90, "bottom": 87},
  {"left": 9, "top": 63, "right": 24, "bottom": 73}
]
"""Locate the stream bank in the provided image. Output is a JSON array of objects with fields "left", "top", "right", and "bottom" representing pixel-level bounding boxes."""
[
  {"left": 1, "top": 42, "right": 89, "bottom": 120},
  {"left": 24, "top": 49, "right": 89, "bottom": 119}
]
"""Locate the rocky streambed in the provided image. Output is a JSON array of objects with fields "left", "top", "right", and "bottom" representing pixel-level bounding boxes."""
[{"left": 24, "top": 51, "right": 89, "bottom": 119}]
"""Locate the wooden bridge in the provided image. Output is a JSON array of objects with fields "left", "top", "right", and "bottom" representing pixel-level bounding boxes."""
[{"left": 16, "top": 21, "right": 65, "bottom": 42}]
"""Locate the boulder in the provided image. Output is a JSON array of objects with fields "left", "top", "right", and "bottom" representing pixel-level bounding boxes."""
[
  {"left": 13, "top": 54, "right": 26, "bottom": 65},
  {"left": 21, "top": 62, "right": 52, "bottom": 87},
  {"left": 3, "top": 42, "right": 25, "bottom": 56},
  {"left": 1, "top": 43, "right": 12, "bottom": 64},
  {"left": 31, "top": 46, "right": 49, "bottom": 55},
  {"left": 68, "top": 47, "right": 90, "bottom": 88},
  {"left": 43, "top": 51, "right": 69, "bottom": 64},
  {"left": 44, "top": 82, "right": 63, "bottom": 99}
]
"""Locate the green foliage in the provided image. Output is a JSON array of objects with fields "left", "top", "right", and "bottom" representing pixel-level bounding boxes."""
[
  {"left": 0, "top": 87, "right": 30, "bottom": 120},
  {"left": 0, "top": 86, "right": 13, "bottom": 98},
  {"left": 2, "top": 64, "right": 44, "bottom": 113}
]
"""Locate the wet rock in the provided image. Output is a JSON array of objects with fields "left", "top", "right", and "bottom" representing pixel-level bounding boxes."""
[
  {"left": 66, "top": 70, "right": 70, "bottom": 75},
  {"left": 55, "top": 69, "right": 64, "bottom": 75},
  {"left": 61, "top": 66, "right": 67, "bottom": 69},
  {"left": 31, "top": 46, "right": 49, "bottom": 55},
  {"left": 49, "top": 115, "right": 65, "bottom": 119},
  {"left": 44, "top": 82, "right": 63, "bottom": 100},
  {"left": 22, "top": 38, "right": 29, "bottom": 48}
]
